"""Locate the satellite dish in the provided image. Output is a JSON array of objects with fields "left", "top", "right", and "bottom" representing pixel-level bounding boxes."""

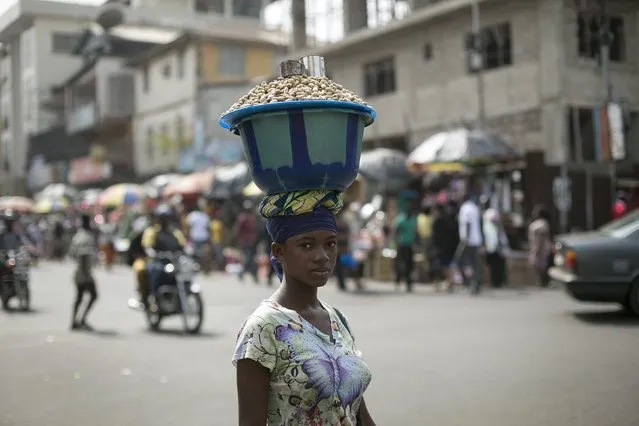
[{"left": 96, "top": 3, "right": 124, "bottom": 30}]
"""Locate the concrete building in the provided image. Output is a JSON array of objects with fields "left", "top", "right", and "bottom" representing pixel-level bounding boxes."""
[
  {"left": 126, "top": 28, "right": 286, "bottom": 175},
  {"left": 293, "top": 0, "right": 639, "bottom": 228},
  {"left": 0, "top": 0, "right": 276, "bottom": 194}
]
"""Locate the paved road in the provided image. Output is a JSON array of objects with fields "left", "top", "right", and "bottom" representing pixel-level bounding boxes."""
[{"left": 1, "top": 262, "right": 638, "bottom": 426}]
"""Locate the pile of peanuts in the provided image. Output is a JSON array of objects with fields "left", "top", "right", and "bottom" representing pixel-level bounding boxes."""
[{"left": 224, "top": 74, "right": 368, "bottom": 115}]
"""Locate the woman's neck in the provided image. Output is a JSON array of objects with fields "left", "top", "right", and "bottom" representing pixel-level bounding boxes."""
[{"left": 275, "top": 277, "right": 320, "bottom": 311}]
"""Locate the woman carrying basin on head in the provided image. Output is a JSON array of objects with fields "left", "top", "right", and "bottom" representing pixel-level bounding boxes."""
[
  {"left": 225, "top": 56, "right": 377, "bottom": 425},
  {"left": 233, "top": 191, "right": 376, "bottom": 426}
]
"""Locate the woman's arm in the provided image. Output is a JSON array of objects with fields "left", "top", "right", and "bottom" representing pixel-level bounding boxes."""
[
  {"left": 358, "top": 398, "right": 376, "bottom": 426},
  {"left": 236, "top": 359, "right": 271, "bottom": 426}
]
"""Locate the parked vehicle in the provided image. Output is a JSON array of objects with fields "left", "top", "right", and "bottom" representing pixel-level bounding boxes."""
[{"left": 549, "top": 209, "right": 639, "bottom": 314}]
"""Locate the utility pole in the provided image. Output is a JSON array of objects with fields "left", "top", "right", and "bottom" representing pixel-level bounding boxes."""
[
  {"left": 598, "top": 0, "right": 616, "bottom": 206},
  {"left": 471, "top": 0, "right": 485, "bottom": 128}
]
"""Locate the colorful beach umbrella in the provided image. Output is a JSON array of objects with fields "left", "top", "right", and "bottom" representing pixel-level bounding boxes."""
[
  {"left": 34, "top": 198, "right": 69, "bottom": 214},
  {"left": 99, "top": 184, "right": 147, "bottom": 208},
  {"left": 0, "top": 196, "right": 35, "bottom": 213},
  {"left": 163, "top": 169, "right": 214, "bottom": 198}
]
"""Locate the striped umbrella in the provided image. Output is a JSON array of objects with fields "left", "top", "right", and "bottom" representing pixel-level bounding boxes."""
[
  {"left": 99, "top": 184, "right": 148, "bottom": 208},
  {"left": 34, "top": 198, "right": 69, "bottom": 214},
  {"left": 0, "top": 196, "right": 35, "bottom": 213}
]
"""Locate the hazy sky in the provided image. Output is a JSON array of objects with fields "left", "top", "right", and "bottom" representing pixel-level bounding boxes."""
[{"left": 0, "top": 0, "right": 409, "bottom": 42}]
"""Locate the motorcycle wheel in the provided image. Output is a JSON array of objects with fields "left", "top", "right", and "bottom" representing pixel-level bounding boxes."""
[
  {"left": 1, "top": 280, "right": 10, "bottom": 311},
  {"left": 145, "top": 309, "right": 162, "bottom": 331},
  {"left": 19, "top": 284, "right": 30, "bottom": 312},
  {"left": 181, "top": 293, "right": 204, "bottom": 334},
  {"left": 1, "top": 295, "right": 9, "bottom": 311}
]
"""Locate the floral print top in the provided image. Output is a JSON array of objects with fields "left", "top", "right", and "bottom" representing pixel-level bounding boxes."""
[{"left": 233, "top": 300, "right": 372, "bottom": 425}]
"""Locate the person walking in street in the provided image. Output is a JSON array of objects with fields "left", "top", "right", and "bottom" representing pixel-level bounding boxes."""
[
  {"left": 417, "top": 205, "right": 434, "bottom": 282},
  {"left": 528, "top": 205, "right": 553, "bottom": 287},
  {"left": 457, "top": 192, "right": 484, "bottom": 295},
  {"left": 393, "top": 202, "right": 418, "bottom": 292},
  {"left": 186, "top": 205, "right": 213, "bottom": 274},
  {"left": 483, "top": 208, "right": 509, "bottom": 288},
  {"left": 334, "top": 211, "right": 352, "bottom": 292},
  {"left": 68, "top": 214, "right": 99, "bottom": 331},
  {"left": 431, "top": 203, "right": 456, "bottom": 291},
  {"left": 236, "top": 201, "right": 259, "bottom": 284}
]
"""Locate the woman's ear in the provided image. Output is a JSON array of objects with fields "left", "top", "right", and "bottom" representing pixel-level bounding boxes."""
[{"left": 271, "top": 242, "right": 283, "bottom": 264}]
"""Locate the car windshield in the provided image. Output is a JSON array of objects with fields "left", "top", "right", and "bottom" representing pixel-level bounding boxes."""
[{"left": 599, "top": 208, "right": 639, "bottom": 238}]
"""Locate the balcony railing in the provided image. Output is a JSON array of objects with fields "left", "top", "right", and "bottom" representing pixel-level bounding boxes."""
[{"left": 67, "top": 103, "right": 97, "bottom": 133}]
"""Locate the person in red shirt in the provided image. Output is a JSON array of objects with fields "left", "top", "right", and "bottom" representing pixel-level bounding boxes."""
[{"left": 612, "top": 191, "right": 628, "bottom": 220}]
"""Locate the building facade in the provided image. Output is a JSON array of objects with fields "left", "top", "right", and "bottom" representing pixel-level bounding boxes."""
[
  {"left": 128, "top": 30, "right": 286, "bottom": 175},
  {"left": 0, "top": 0, "right": 277, "bottom": 194},
  {"left": 297, "top": 0, "right": 639, "bottom": 228}
]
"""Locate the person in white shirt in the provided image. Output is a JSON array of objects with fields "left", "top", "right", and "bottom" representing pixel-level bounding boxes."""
[
  {"left": 186, "top": 207, "right": 211, "bottom": 248},
  {"left": 482, "top": 208, "right": 509, "bottom": 288},
  {"left": 457, "top": 193, "right": 484, "bottom": 294}
]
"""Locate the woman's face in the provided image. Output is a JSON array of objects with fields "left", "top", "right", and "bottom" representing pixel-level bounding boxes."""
[{"left": 274, "top": 230, "right": 338, "bottom": 288}]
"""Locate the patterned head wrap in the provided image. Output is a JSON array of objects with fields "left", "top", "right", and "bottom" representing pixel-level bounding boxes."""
[{"left": 260, "top": 190, "right": 343, "bottom": 281}]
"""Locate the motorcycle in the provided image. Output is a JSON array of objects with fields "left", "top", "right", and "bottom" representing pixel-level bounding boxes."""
[
  {"left": 0, "top": 248, "right": 31, "bottom": 311},
  {"left": 128, "top": 251, "right": 204, "bottom": 334}
]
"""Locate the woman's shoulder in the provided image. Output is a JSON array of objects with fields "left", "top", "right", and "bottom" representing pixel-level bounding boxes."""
[
  {"left": 238, "top": 301, "right": 289, "bottom": 332},
  {"left": 233, "top": 301, "right": 289, "bottom": 370}
]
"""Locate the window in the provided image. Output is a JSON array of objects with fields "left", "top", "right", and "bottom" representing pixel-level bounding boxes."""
[
  {"left": 162, "top": 62, "right": 172, "bottom": 79},
  {"left": 52, "top": 32, "right": 81, "bottom": 54},
  {"left": 142, "top": 66, "right": 149, "bottom": 93},
  {"left": 423, "top": 42, "right": 433, "bottom": 61},
  {"left": 232, "top": 0, "right": 261, "bottom": 18},
  {"left": 177, "top": 49, "right": 185, "bottom": 79},
  {"left": 161, "top": 123, "right": 169, "bottom": 155},
  {"left": 194, "top": 0, "right": 224, "bottom": 13},
  {"left": 217, "top": 45, "right": 246, "bottom": 76},
  {"left": 146, "top": 127, "right": 155, "bottom": 159},
  {"left": 465, "top": 22, "right": 513, "bottom": 72},
  {"left": 566, "top": 106, "right": 597, "bottom": 162},
  {"left": 577, "top": 13, "right": 625, "bottom": 62},
  {"left": 363, "top": 57, "right": 396, "bottom": 97}
]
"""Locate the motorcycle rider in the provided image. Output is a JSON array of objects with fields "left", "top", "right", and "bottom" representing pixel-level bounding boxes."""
[
  {"left": 127, "top": 213, "right": 151, "bottom": 306},
  {"left": 141, "top": 204, "right": 186, "bottom": 311},
  {"left": 0, "top": 210, "right": 28, "bottom": 301},
  {"left": 0, "top": 210, "right": 27, "bottom": 254}
]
